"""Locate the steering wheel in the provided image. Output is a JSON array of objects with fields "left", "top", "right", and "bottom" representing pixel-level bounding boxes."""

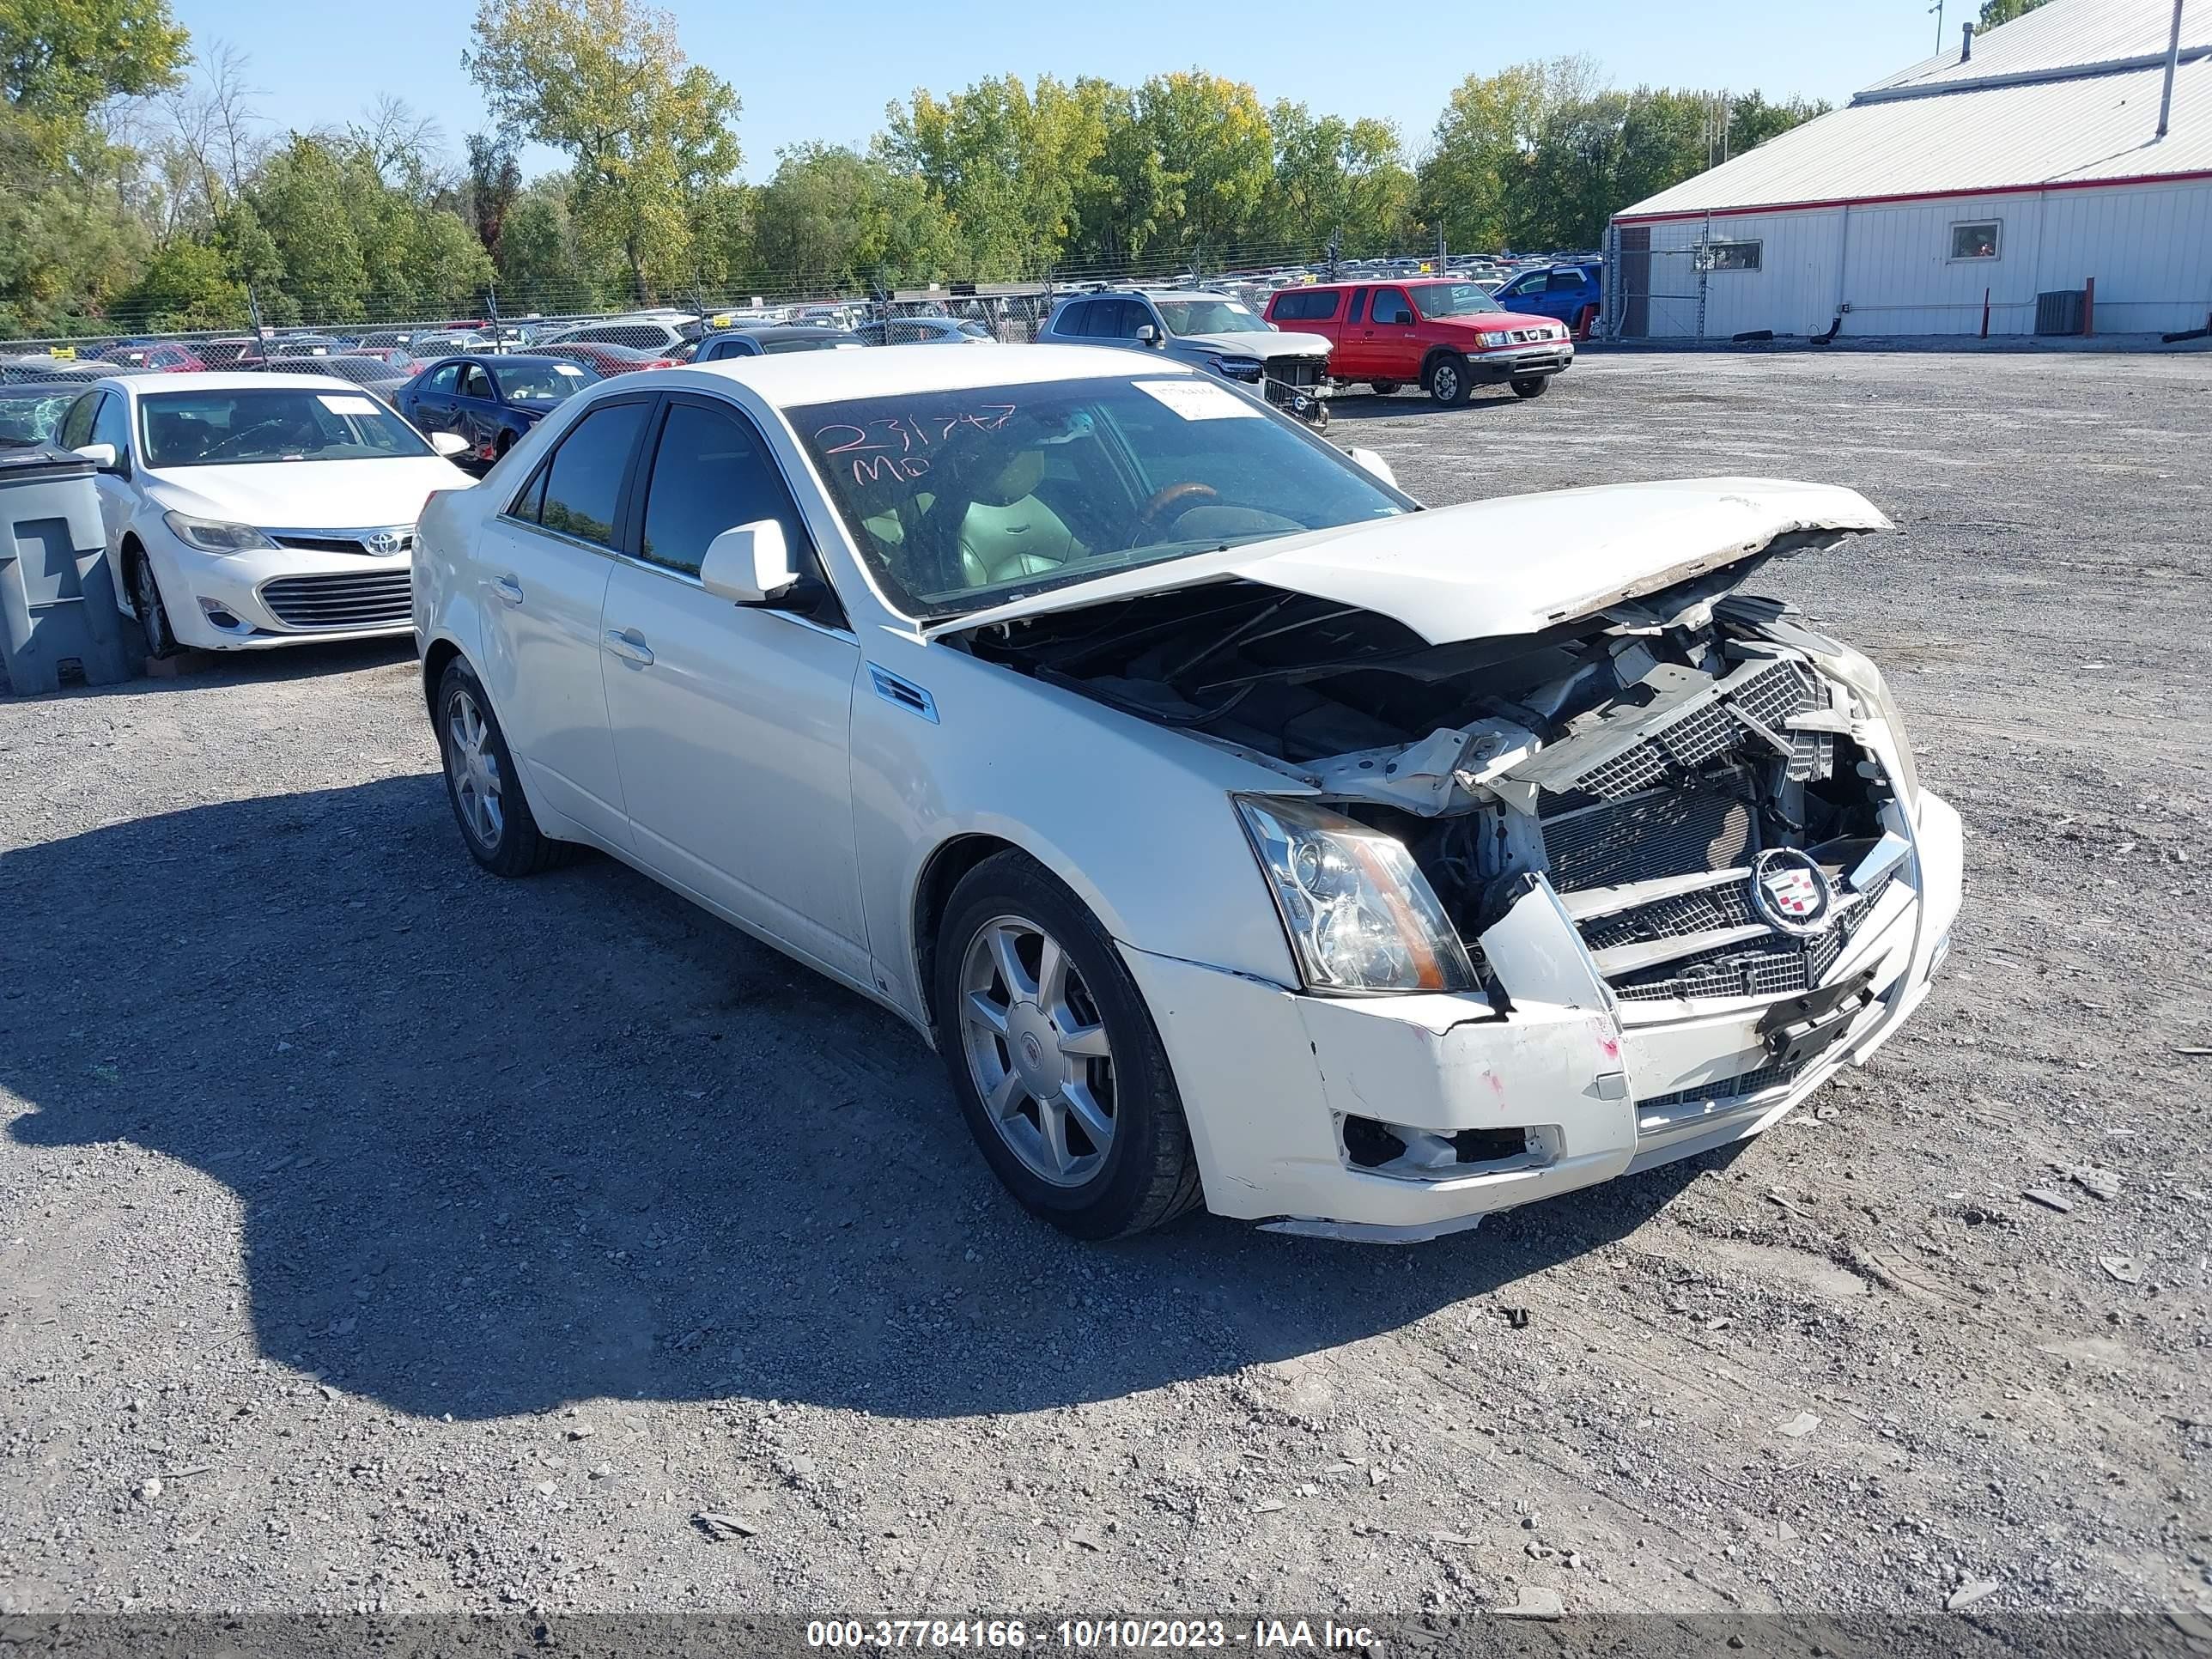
[
  {"left": 200, "top": 416, "right": 293, "bottom": 460},
  {"left": 1127, "top": 482, "right": 1219, "bottom": 549}
]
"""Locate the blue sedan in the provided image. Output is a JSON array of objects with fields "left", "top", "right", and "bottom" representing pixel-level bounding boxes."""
[{"left": 397, "top": 354, "right": 601, "bottom": 468}]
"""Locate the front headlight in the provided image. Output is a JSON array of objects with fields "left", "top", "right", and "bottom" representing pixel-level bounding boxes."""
[
  {"left": 1207, "top": 356, "right": 1264, "bottom": 383},
  {"left": 1235, "top": 795, "right": 1478, "bottom": 994},
  {"left": 164, "top": 512, "right": 276, "bottom": 555}
]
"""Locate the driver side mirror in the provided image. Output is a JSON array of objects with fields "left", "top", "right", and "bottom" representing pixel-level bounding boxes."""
[
  {"left": 72, "top": 442, "right": 120, "bottom": 473},
  {"left": 1134, "top": 325, "right": 1159, "bottom": 345},
  {"left": 428, "top": 431, "right": 470, "bottom": 459},
  {"left": 701, "top": 519, "right": 799, "bottom": 605}
]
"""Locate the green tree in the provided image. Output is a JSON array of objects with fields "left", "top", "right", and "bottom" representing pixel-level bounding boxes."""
[
  {"left": 118, "top": 235, "right": 244, "bottom": 328},
  {"left": 1130, "top": 70, "right": 1273, "bottom": 258},
  {"left": 751, "top": 142, "right": 956, "bottom": 294},
  {"left": 1414, "top": 61, "right": 1555, "bottom": 251},
  {"left": 1978, "top": 0, "right": 2051, "bottom": 26},
  {"left": 251, "top": 133, "right": 368, "bottom": 319},
  {"left": 1267, "top": 101, "right": 1413, "bottom": 254},
  {"left": 880, "top": 74, "right": 1108, "bottom": 278},
  {"left": 464, "top": 131, "right": 521, "bottom": 257},
  {"left": 2, "top": 0, "right": 189, "bottom": 161},
  {"left": 465, "top": 0, "right": 741, "bottom": 301},
  {"left": 495, "top": 179, "right": 598, "bottom": 311}
]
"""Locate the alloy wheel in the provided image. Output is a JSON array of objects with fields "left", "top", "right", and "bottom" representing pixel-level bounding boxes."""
[
  {"left": 957, "top": 913, "right": 1117, "bottom": 1187},
  {"left": 446, "top": 689, "right": 505, "bottom": 851}
]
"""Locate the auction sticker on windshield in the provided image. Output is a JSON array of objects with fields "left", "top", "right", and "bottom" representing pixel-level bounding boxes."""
[
  {"left": 1135, "top": 380, "right": 1261, "bottom": 421},
  {"left": 318, "top": 394, "right": 380, "bottom": 416}
]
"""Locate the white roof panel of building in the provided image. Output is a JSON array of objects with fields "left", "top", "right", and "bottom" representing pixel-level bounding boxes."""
[
  {"left": 1618, "top": 0, "right": 2212, "bottom": 220},
  {"left": 1868, "top": 0, "right": 2208, "bottom": 94}
]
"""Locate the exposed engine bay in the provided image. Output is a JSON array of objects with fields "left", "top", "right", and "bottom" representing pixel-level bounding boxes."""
[{"left": 957, "top": 533, "right": 1907, "bottom": 1011}]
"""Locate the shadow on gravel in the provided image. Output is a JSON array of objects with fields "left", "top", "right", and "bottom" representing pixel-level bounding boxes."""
[
  {"left": 2, "top": 776, "right": 1703, "bottom": 1422},
  {"left": 0, "top": 636, "right": 414, "bottom": 703},
  {"left": 1324, "top": 392, "right": 1528, "bottom": 422}
]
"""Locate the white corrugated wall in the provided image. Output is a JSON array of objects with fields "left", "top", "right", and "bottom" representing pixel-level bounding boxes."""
[{"left": 1610, "top": 178, "right": 2212, "bottom": 338}]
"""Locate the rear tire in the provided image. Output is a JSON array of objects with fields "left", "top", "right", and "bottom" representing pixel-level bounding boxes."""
[
  {"left": 1370, "top": 379, "right": 1401, "bottom": 395},
  {"left": 434, "top": 658, "right": 579, "bottom": 877},
  {"left": 933, "top": 850, "right": 1203, "bottom": 1239},
  {"left": 1428, "top": 354, "right": 1472, "bottom": 407},
  {"left": 1510, "top": 375, "right": 1550, "bottom": 399}
]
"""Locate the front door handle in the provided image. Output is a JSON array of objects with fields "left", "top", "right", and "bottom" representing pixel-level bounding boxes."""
[
  {"left": 605, "top": 629, "right": 654, "bottom": 666},
  {"left": 491, "top": 574, "right": 524, "bottom": 605}
]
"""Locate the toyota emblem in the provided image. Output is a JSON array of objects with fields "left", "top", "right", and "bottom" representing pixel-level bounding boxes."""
[
  {"left": 1749, "top": 848, "right": 1834, "bottom": 937},
  {"left": 368, "top": 531, "right": 405, "bottom": 556}
]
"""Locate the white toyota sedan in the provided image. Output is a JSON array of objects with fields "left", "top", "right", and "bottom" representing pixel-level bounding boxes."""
[
  {"left": 61, "top": 371, "right": 474, "bottom": 654},
  {"left": 413, "top": 345, "right": 1962, "bottom": 1243}
]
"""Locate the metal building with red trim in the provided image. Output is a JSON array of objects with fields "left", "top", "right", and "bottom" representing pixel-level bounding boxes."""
[{"left": 1604, "top": 0, "right": 2212, "bottom": 339}]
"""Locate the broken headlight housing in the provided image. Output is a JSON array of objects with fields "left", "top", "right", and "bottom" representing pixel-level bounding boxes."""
[{"left": 1235, "top": 795, "right": 1477, "bottom": 995}]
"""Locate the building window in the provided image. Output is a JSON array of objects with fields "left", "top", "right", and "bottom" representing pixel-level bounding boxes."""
[
  {"left": 1949, "top": 220, "right": 2002, "bottom": 261},
  {"left": 1707, "top": 240, "right": 1762, "bottom": 272}
]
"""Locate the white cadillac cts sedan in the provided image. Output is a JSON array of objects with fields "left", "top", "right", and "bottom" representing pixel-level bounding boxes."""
[
  {"left": 61, "top": 371, "right": 474, "bottom": 654},
  {"left": 413, "top": 345, "right": 1962, "bottom": 1243}
]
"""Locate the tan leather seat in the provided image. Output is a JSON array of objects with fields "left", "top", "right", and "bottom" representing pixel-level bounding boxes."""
[{"left": 957, "top": 449, "right": 1084, "bottom": 588}]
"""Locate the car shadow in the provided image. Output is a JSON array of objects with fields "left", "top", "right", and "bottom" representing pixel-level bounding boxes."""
[
  {"left": 1326, "top": 391, "right": 1529, "bottom": 422},
  {"left": 2, "top": 775, "right": 1709, "bottom": 1421},
  {"left": 0, "top": 636, "right": 415, "bottom": 702}
]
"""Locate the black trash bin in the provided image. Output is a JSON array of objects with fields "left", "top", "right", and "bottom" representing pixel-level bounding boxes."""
[{"left": 0, "top": 445, "right": 136, "bottom": 694}]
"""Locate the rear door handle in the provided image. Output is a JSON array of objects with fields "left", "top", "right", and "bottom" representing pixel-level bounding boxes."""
[
  {"left": 491, "top": 574, "right": 524, "bottom": 605},
  {"left": 605, "top": 629, "right": 653, "bottom": 665}
]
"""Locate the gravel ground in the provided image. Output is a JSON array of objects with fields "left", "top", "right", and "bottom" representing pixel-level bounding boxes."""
[{"left": 1, "top": 349, "right": 2208, "bottom": 1630}]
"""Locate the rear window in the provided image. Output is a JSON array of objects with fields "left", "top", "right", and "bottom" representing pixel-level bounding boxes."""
[{"left": 1270, "top": 290, "right": 1340, "bottom": 322}]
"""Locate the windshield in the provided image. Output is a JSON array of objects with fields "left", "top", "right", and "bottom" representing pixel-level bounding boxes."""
[
  {"left": 1408, "top": 283, "right": 1505, "bottom": 318},
  {"left": 765, "top": 336, "right": 858, "bottom": 354},
  {"left": 0, "top": 388, "right": 74, "bottom": 447},
  {"left": 495, "top": 360, "right": 592, "bottom": 403},
  {"left": 793, "top": 375, "right": 1408, "bottom": 620},
  {"left": 137, "top": 388, "right": 432, "bottom": 467},
  {"left": 1154, "top": 299, "right": 1272, "bottom": 337}
]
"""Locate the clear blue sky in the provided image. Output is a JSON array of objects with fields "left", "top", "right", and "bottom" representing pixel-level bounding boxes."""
[{"left": 169, "top": 0, "right": 1955, "bottom": 183}]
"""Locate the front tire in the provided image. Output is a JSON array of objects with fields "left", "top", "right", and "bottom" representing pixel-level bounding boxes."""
[
  {"left": 933, "top": 851, "right": 1202, "bottom": 1239},
  {"left": 129, "top": 546, "right": 178, "bottom": 659},
  {"left": 1428, "top": 354, "right": 1472, "bottom": 406},
  {"left": 434, "top": 658, "right": 577, "bottom": 877},
  {"left": 1510, "top": 375, "right": 1551, "bottom": 399}
]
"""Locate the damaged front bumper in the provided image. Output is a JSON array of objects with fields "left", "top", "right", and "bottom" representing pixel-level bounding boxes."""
[{"left": 1121, "top": 784, "right": 1960, "bottom": 1242}]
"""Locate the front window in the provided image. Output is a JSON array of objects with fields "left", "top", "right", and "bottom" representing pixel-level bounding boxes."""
[
  {"left": 793, "top": 374, "right": 1409, "bottom": 620},
  {"left": 1153, "top": 298, "right": 1272, "bottom": 336},
  {"left": 1407, "top": 283, "right": 1505, "bottom": 319},
  {"left": 1707, "top": 240, "right": 1762, "bottom": 272},
  {"left": 137, "top": 388, "right": 432, "bottom": 467},
  {"left": 493, "top": 361, "right": 591, "bottom": 404}
]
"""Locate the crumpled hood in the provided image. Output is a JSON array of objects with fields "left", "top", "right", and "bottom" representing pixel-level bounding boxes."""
[
  {"left": 145, "top": 456, "right": 476, "bottom": 529},
  {"left": 929, "top": 477, "right": 1893, "bottom": 647},
  {"left": 1175, "top": 329, "right": 1332, "bottom": 361}
]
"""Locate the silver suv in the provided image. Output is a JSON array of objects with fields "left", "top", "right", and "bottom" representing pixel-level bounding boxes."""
[{"left": 1037, "top": 289, "right": 1334, "bottom": 426}]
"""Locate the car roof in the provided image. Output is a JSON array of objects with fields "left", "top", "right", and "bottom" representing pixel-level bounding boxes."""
[
  {"left": 672, "top": 343, "right": 1197, "bottom": 407},
  {"left": 109, "top": 371, "right": 378, "bottom": 397}
]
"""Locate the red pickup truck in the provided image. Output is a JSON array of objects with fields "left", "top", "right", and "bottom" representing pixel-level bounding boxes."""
[{"left": 1263, "top": 279, "right": 1575, "bottom": 406}]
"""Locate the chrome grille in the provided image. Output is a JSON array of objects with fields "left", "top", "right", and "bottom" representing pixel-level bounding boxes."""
[
  {"left": 260, "top": 570, "right": 411, "bottom": 629},
  {"left": 1270, "top": 356, "right": 1327, "bottom": 387},
  {"left": 266, "top": 526, "right": 415, "bottom": 556},
  {"left": 1522, "top": 656, "right": 1821, "bottom": 802},
  {"left": 1580, "top": 880, "right": 1757, "bottom": 953}
]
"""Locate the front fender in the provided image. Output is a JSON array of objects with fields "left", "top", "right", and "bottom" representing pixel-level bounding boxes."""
[{"left": 848, "top": 633, "right": 1304, "bottom": 1024}]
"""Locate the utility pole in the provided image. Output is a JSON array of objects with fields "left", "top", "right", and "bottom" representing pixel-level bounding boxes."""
[
  {"left": 1324, "top": 234, "right": 1340, "bottom": 283},
  {"left": 1436, "top": 222, "right": 1446, "bottom": 271},
  {"left": 1929, "top": 0, "right": 1944, "bottom": 55}
]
